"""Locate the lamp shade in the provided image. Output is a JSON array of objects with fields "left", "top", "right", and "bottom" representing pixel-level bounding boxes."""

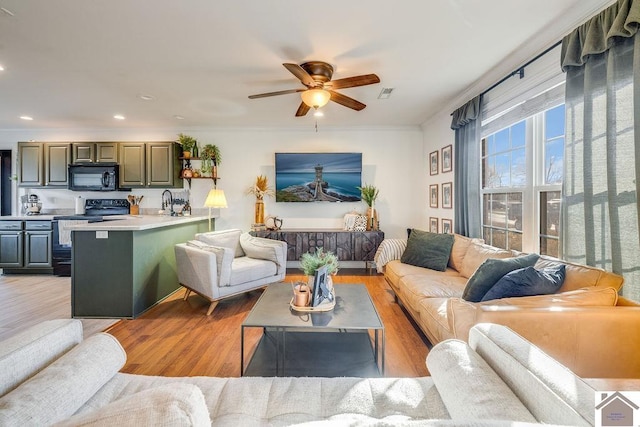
[
  {"left": 204, "top": 188, "right": 228, "bottom": 208},
  {"left": 300, "top": 89, "right": 331, "bottom": 108}
]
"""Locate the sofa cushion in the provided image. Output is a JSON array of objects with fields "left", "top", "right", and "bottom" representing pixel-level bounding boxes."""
[
  {"left": 196, "top": 229, "right": 245, "bottom": 258},
  {"left": 0, "top": 319, "right": 83, "bottom": 398},
  {"left": 426, "top": 339, "right": 537, "bottom": 422},
  {"left": 481, "top": 286, "right": 619, "bottom": 308},
  {"left": 448, "top": 234, "right": 484, "bottom": 272},
  {"left": 54, "top": 384, "right": 211, "bottom": 427},
  {"left": 481, "top": 265, "right": 566, "bottom": 301},
  {"left": 458, "top": 242, "right": 514, "bottom": 279},
  {"left": 401, "top": 229, "right": 454, "bottom": 272},
  {"left": 535, "top": 255, "right": 624, "bottom": 292},
  {"left": 400, "top": 273, "right": 468, "bottom": 299},
  {"left": 469, "top": 324, "right": 596, "bottom": 426},
  {"left": 230, "top": 256, "right": 277, "bottom": 287},
  {"left": 239, "top": 233, "right": 284, "bottom": 266},
  {"left": 418, "top": 298, "right": 454, "bottom": 343},
  {"left": 462, "top": 254, "right": 540, "bottom": 302},
  {"left": 0, "top": 333, "right": 126, "bottom": 426}
]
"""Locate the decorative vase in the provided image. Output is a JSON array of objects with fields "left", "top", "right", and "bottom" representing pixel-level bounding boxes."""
[
  {"left": 254, "top": 199, "right": 265, "bottom": 225},
  {"left": 183, "top": 151, "right": 191, "bottom": 159},
  {"left": 366, "top": 207, "right": 379, "bottom": 231},
  {"left": 192, "top": 144, "right": 199, "bottom": 158}
]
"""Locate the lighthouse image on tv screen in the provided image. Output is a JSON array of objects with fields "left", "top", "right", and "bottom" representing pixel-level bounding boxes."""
[{"left": 275, "top": 153, "right": 362, "bottom": 202}]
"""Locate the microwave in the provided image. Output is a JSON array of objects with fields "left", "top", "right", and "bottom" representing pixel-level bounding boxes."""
[{"left": 68, "top": 163, "right": 120, "bottom": 191}]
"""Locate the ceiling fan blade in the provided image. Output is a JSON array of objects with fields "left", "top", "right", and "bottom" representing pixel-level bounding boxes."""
[
  {"left": 295, "top": 102, "right": 311, "bottom": 117},
  {"left": 328, "top": 90, "right": 366, "bottom": 111},
  {"left": 283, "top": 63, "right": 317, "bottom": 87},
  {"left": 325, "top": 74, "right": 380, "bottom": 90},
  {"left": 248, "top": 88, "right": 304, "bottom": 99}
]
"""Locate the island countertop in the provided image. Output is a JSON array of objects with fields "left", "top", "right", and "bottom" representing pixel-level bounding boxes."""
[{"left": 67, "top": 214, "right": 208, "bottom": 231}]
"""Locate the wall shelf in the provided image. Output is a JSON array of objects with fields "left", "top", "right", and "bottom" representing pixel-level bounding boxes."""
[{"left": 179, "top": 157, "right": 219, "bottom": 187}]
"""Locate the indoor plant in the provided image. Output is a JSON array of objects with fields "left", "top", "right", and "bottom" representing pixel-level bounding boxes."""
[
  {"left": 247, "top": 175, "right": 274, "bottom": 226},
  {"left": 200, "top": 144, "right": 221, "bottom": 177},
  {"left": 300, "top": 247, "right": 339, "bottom": 292},
  {"left": 176, "top": 133, "right": 197, "bottom": 158},
  {"left": 357, "top": 184, "right": 380, "bottom": 230}
]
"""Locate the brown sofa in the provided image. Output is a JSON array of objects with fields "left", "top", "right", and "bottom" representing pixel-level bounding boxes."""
[{"left": 375, "top": 234, "right": 640, "bottom": 378}]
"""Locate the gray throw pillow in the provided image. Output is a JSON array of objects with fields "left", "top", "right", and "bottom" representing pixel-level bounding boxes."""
[
  {"left": 462, "top": 253, "right": 540, "bottom": 302},
  {"left": 400, "top": 229, "right": 454, "bottom": 272},
  {"left": 481, "top": 265, "right": 566, "bottom": 301}
]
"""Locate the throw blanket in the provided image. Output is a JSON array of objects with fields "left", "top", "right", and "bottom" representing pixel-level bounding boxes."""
[
  {"left": 58, "top": 220, "right": 88, "bottom": 246},
  {"left": 374, "top": 239, "right": 407, "bottom": 273}
]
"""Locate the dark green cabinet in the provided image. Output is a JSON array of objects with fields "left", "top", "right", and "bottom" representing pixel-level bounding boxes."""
[
  {"left": 0, "top": 220, "right": 52, "bottom": 271},
  {"left": 72, "top": 142, "right": 118, "bottom": 163},
  {"left": 119, "top": 141, "right": 178, "bottom": 188},
  {"left": 119, "top": 143, "right": 146, "bottom": 187},
  {"left": 18, "top": 142, "right": 70, "bottom": 188},
  {"left": 146, "top": 142, "right": 176, "bottom": 187}
]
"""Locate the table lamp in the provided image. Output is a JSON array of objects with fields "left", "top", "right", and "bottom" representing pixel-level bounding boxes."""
[{"left": 204, "top": 188, "right": 228, "bottom": 231}]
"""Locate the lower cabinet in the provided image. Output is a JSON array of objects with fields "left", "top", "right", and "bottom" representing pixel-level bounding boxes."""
[{"left": 0, "top": 221, "right": 52, "bottom": 273}]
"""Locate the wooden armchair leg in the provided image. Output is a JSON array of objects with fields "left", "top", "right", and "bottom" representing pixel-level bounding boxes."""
[
  {"left": 206, "top": 301, "right": 219, "bottom": 316},
  {"left": 183, "top": 288, "right": 191, "bottom": 300}
]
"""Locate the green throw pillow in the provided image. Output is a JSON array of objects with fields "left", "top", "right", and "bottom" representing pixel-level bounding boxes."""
[
  {"left": 461, "top": 253, "right": 540, "bottom": 302},
  {"left": 400, "top": 229, "right": 454, "bottom": 272}
]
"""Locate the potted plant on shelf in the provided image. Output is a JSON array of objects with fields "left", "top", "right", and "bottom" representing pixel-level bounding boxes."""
[
  {"left": 246, "top": 175, "right": 273, "bottom": 227},
  {"left": 357, "top": 184, "right": 380, "bottom": 230},
  {"left": 200, "top": 144, "right": 221, "bottom": 177},
  {"left": 300, "top": 247, "right": 339, "bottom": 292},
  {"left": 176, "top": 133, "right": 197, "bottom": 159}
]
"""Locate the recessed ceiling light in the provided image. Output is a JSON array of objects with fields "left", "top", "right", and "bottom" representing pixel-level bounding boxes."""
[
  {"left": 138, "top": 94, "right": 154, "bottom": 101},
  {"left": 20, "top": 116, "right": 33, "bottom": 121},
  {"left": 0, "top": 65, "right": 4, "bottom": 71},
  {"left": 174, "top": 115, "right": 185, "bottom": 120},
  {"left": 313, "top": 110, "right": 324, "bottom": 117},
  {"left": 113, "top": 114, "right": 125, "bottom": 120},
  {"left": 1, "top": 7, "right": 15, "bottom": 17}
]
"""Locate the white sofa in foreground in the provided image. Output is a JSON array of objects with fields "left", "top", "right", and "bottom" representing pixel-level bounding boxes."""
[{"left": 0, "top": 319, "right": 602, "bottom": 426}]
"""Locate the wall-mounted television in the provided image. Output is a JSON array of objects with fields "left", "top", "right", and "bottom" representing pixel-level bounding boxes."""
[{"left": 275, "top": 153, "right": 362, "bottom": 202}]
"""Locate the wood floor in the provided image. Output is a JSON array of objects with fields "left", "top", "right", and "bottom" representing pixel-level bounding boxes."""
[
  {"left": 0, "top": 274, "right": 119, "bottom": 341},
  {"left": 1, "top": 272, "right": 431, "bottom": 378}
]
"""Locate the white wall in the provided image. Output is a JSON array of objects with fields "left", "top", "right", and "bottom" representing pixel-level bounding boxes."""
[
  {"left": 0, "top": 126, "right": 424, "bottom": 239},
  {"left": 421, "top": 109, "right": 455, "bottom": 232}
]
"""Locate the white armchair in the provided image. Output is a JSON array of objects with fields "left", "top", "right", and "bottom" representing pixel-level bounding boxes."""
[{"left": 174, "top": 229, "right": 287, "bottom": 315}]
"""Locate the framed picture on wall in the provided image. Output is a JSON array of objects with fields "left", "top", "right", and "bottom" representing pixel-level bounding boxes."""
[
  {"left": 429, "top": 151, "right": 439, "bottom": 175},
  {"left": 429, "top": 184, "right": 438, "bottom": 208},
  {"left": 441, "top": 145, "right": 452, "bottom": 173},
  {"left": 442, "top": 182, "right": 452, "bottom": 209},
  {"left": 430, "top": 217, "right": 439, "bottom": 233},
  {"left": 442, "top": 219, "right": 452, "bottom": 234}
]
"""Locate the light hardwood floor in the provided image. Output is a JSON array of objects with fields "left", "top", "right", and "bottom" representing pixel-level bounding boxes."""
[
  {"left": 1, "top": 272, "right": 431, "bottom": 378},
  {"left": 0, "top": 274, "right": 118, "bottom": 341}
]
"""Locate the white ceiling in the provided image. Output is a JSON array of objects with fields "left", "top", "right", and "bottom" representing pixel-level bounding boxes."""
[{"left": 0, "top": 0, "right": 611, "bottom": 130}]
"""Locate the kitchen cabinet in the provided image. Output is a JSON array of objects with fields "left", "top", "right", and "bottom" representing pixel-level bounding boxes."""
[
  {"left": 72, "top": 142, "right": 118, "bottom": 163},
  {"left": 18, "top": 142, "right": 70, "bottom": 188},
  {"left": 119, "top": 141, "right": 179, "bottom": 188},
  {"left": 0, "top": 220, "right": 52, "bottom": 273}
]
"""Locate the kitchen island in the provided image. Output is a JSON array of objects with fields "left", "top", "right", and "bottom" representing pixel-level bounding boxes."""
[{"left": 70, "top": 215, "right": 208, "bottom": 318}]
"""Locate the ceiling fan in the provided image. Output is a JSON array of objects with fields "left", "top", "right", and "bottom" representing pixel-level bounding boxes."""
[{"left": 248, "top": 61, "right": 380, "bottom": 117}]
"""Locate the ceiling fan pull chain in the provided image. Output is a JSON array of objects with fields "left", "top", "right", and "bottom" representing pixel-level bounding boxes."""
[{"left": 315, "top": 119, "right": 318, "bottom": 132}]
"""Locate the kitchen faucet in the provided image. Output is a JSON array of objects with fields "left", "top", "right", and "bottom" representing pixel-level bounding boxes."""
[{"left": 161, "top": 190, "right": 176, "bottom": 216}]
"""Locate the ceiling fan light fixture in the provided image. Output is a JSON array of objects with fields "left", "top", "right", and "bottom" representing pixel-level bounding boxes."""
[{"left": 301, "top": 88, "right": 330, "bottom": 109}]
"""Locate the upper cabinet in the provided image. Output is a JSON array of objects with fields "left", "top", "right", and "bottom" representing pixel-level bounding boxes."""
[
  {"left": 118, "top": 141, "right": 179, "bottom": 188},
  {"left": 72, "top": 142, "right": 118, "bottom": 163},
  {"left": 19, "top": 141, "right": 180, "bottom": 189},
  {"left": 18, "top": 142, "right": 69, "bottom": 188}
]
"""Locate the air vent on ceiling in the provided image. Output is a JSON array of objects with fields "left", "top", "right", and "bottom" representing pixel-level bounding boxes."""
[{"left": 378, "top": 88, "right": 394, "bottom": 99}]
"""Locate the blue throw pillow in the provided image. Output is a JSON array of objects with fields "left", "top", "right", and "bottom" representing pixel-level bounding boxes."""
[
  {"left": 481, "top": 264, "right": 566, "bottom": 301},
  {"left": 461, "top": 253, "right": 540, "bottom": 302}
]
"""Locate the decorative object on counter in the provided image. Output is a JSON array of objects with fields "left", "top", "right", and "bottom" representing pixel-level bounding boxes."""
[
  {"left": 300, "top": 247, "right": 338, "bottom": 299},
  {"left": 127, "top": 194, "right": 143, "bottom": 215},
  {"left": 264, "top": 216, "right": 283, "bottom": 231},
  {"left": 176, "top": 133, "right": 197, "bottom": 159},
  {"left": 200, "top": 144, "right": 221, "bottom": 180},
  {"left": 22, "top": 194, "right": 42, "bottom": 215},
  {"left": 74, "top": 196, "right": 85, "bottom": 215},
  {"left": 247, "top": 175, "right": 274, "bottom": 230},
  {"left": 357, "top": 184, "right": 379, "bottom": 231},
  {"left": 353, "top": 215, "right": 368, "bottom": 232},
  {"left": 204, "top": 188, "right": 228, "bottom": 231},
  {"left": 291, "top": 281, "right": 311, "bottom": 307},
  {"left": 343, "top": 211, "right": 360, "bottom": 231}
]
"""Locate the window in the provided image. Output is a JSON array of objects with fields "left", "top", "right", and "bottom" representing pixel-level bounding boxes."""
[{"left": 481, "top": 104, "right": 564, "bottom": 256}]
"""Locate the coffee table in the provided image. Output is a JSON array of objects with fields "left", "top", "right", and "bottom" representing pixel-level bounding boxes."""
[{"left": 241, "top": 283, "right": 385, "bottom": 377}]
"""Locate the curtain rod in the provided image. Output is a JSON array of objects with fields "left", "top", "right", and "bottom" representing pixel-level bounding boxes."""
[{"left": 480, "top": 39, "right": 563, "bottom": 97}]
